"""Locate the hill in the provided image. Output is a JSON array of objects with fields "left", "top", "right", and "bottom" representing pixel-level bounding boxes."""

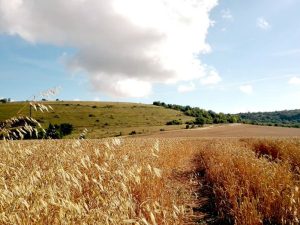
[
  {"left": 0, "top": 101, "right": 193, "bottom": 138},
  {"left": 239, "top": 109, "right": 300, "bottom": 128}
]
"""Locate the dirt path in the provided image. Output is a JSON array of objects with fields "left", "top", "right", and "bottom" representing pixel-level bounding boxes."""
[{"left": 176, "top": 155, "right": 225, "bottom": 225}]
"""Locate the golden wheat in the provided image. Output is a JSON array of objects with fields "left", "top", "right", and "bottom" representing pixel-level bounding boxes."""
[
  {"left": 1, "top": 138, "right": 300, "bottom": 225},
  {"left": 196, "top": 139, "right": 300, "bottom": 225},
  {"left": 0, "top": 138, "right": 196, "bottom": 225}
]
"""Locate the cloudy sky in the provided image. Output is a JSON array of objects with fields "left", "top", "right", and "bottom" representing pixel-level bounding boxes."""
[{"left": 0, "top": 0, "right": 300, "bottom": 113}]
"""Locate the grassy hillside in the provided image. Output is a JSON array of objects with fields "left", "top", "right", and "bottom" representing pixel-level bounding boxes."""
[{"left": 0, "top": 101, "right": 193, "bottom": 138}]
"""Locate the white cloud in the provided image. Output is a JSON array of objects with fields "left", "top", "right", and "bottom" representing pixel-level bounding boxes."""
[
  {"left": 200, "top": 69, "right": 222, "bottom": 85},
  {"left": 92, "top": 78, "right": 152, "bottom": 98},
  {"left": 0, "top": 0, "right": 219, "bottom": 98},
  {"left": 221, "top": 9, "right": 233, "bottom": 20},
  {"left": 239, "top": 85, "right": 253, "bottom": 95},
  {"left": 177, "top": 82, "right": 196, "bottom": 93},
  {"left": 257, "top": 17, "right": 271, "bottom": 30},
  {"left": 288, "top": 76, "right": 300, "bottom": 85}
]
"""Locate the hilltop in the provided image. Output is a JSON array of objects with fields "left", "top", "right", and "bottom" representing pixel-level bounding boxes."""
[{"left": 0, "top": 101, "right": 193, "bottom": 138}]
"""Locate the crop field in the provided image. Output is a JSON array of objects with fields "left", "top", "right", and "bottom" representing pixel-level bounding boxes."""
[
  {"left": 146, "top": 124, "right": 300, "bottom": 138},
  {"left": 1, "top": 137, "right": 300, "bottom": 225}
]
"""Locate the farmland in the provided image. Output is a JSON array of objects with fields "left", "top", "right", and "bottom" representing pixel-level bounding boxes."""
[
  {"left": 2, "top": 102, "right": 300, "bottom": 224},
  {"left": 145, "top": 124, "right": 300, "bottom": 138},
  {"left": 1, "top": 136, "right": 300, "bottom": 224}
]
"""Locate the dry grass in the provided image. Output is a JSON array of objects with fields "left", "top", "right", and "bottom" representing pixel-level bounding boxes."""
[
  {"left": 196, "top": 139, "right": 300, "bottom": 225},
  {"left": 0, "top": 138, "right": 198, "bottom": 225},
  {"left": 1, "top": 137, "right": 300, "bottom": 225},
  {"left": 243, "top": 138, "right": 300, "bottom": 173}
]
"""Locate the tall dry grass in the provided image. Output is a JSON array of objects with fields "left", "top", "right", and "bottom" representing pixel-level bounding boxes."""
[
  {"left": 197, "top": 140, "right": 300, "bottom": 225},
  {"left": 0, "top": 138, "right": 199, "bottom": 225},
  {"left": 1, "top": 137, "right": 300, "bottom": 225},
  {"left": 243, "top": 138, "right": 300, "bottom": 174}
]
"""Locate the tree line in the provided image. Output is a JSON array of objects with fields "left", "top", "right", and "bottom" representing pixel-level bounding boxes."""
[
  {"left": 239, "top": 110, "right": 300, "bottom": 128},
  {"left": 153, "top": 101, "right": 240, "bottom": 126}
]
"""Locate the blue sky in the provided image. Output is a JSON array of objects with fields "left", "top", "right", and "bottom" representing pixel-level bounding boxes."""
[{"left": 0, "top": 0, "right": 300, "bottom": 113}]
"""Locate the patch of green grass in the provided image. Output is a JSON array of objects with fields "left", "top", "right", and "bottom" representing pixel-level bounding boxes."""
[{"left": 0, "top": 101, "right": 193, "bottom": 138}]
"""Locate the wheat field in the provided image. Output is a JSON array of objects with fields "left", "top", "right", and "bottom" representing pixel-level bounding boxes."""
[{"left": 1, "top": 138, "right": 300, "bottom": 224}]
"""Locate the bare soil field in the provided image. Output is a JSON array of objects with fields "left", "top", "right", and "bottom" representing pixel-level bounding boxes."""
[{"left": 144, "top": 124, "right": 300, "bottom": 138}]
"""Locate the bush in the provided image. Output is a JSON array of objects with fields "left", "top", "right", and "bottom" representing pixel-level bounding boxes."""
[
  {"left": 195, "top": 116, "right": 205, "bottom": 126},
  {"left": 185, "top": 120, "right": 194, "bottom": 125},
  {"left": 166, "top": 120, "right": 182, "bottom": 125},
  {"left": 45, "top": 123, "right": 73, "bottom": 139},
  {"left": 60, "top": 123, "right": 73, "bottom": 136},
  {"left": 0, "top": 98, "right": 8, "bottom": 103},
  {"left": 46, "top": 124, "right": 61, "bottom": 139},
  {"left": 129, "top": 130, "right": 137, "bottom": 135}
]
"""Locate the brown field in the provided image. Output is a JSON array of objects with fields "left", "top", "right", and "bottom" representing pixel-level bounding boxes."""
[
  {"left": 1, "top": 136, "right": 300, "bottom": 225},
  {"left": 144, "top": 124, "right": 300, "bottom": 138}
]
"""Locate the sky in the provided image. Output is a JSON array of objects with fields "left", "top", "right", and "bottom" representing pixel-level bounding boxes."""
[{"left": 0, "top": 0, "right": 300, "bottom": 113}]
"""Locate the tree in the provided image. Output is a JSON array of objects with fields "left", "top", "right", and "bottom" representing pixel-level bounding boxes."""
[
  {"left": 228, "top": 115, "right": 238, "bottom": 123},
  {"left": 195, "top": 116, "right": 205, "bottom": 126},
  {"left": 0, "top": 98, "right": 8, "bottom": 103}
]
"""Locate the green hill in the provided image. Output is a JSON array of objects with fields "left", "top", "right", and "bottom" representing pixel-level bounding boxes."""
[
  {"left": 239, "top": 110, "right": 300, "bottom": 128},
  {"left": 0, "top": 101, "right": 193, "bottom": 138}
]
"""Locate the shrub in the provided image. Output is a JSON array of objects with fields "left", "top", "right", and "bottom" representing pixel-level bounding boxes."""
[
  {"left": 45, "top": 123, "right": 61, "bottom": 139},
  {"left": 185, "top": 120, "right": 194, "bottom": 125},
  {"left": 195, "top": 116, "right": 205, "bottom": 126},
  {"left": 0, "top": 98, "right": 8, "bottom": 103},
  {"left": 45, "top": 123, "right": 74, "bottom": 139},
  {"left": 166, "top": 120, "right": 182, "bottom": 125},
  {"left": 60, "top": 123, "right": 73, "bottom": 136},
  {"left": 129, "top": 130, "right": 137, "bottom": 135}
]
